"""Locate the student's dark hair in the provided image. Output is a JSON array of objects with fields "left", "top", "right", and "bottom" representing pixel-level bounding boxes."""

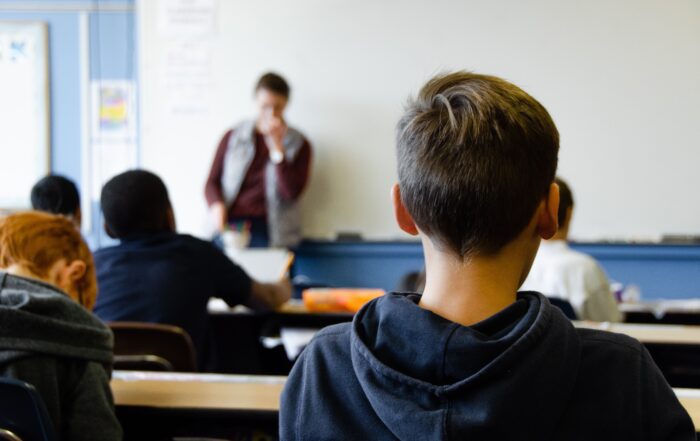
[
  {"left": 397, "top": 71, "right": 559, "bottom": 258},
  {"left": 101, "top": 170, "right": 172, "bottom": 238},
  {"left": 255, "top": 72, "right": 290, "bottom": 99},
  {"left": 555, "top": 177, "right": 574, "bottom": 228},
  {"left": 30, "top": 175, "right": 80, "bottom": 216}
]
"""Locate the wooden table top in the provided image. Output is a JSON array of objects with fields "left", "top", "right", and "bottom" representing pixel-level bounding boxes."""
[
  {"left": 675, "top": 389, "right": 700, "bottom": 430},
  {"left": 111, "top": 371, "right": 700, "bottom": 431},
  {"left": 111, "top": 371, "right": 285, "bottom": 412},
  {"left": 574, "top": 321, "right": 700, "bottom": 345}
]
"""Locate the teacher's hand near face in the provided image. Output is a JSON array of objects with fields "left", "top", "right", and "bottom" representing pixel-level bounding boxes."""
[{"left": 264, "top": 117, "right": 288, "bottom": 164}]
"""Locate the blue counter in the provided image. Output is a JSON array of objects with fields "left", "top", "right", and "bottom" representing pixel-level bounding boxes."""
[{"left": 292, "top": 241, "right": 700, "bottom": 300}]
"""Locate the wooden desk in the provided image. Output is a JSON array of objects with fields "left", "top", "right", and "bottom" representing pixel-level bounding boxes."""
[
  {"left": 621, "top": 300, "right": 700, "bottom": 325},
  {"left": 112, "top": 370, "right": 285, "bottom": 411},
  {"left": 675, "top": 389, "right": 700, "bottom": 431},
  {"left": 574, "top": 322, "right": 700, "bottom": 345},
  {"left": 207, "top": 300, "right": 700, "bottom": 388},
  {"left": 575, "top": 322, "right": 700, "bottom": 388},
  {"left": 206, "top": 300, "right": 352, "bottom": 374},
  {"left": 112, "top": 371, "right": 700, "bottom": 433},
  {"left": 112, "top": 371, "right": 285, "bottom": 438}
]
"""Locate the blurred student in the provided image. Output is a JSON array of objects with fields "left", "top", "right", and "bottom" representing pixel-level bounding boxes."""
[
  {"left": 280, "top": 72, "right": 693, "bottom": 440},
  {"left": 30, "top": 175, "right": 81, "bottom": 228},
  {"left": 0, "top": 211, "right": 121, "bottom": 440},
  {"left": 205, "top": 72, "right": 312, "bottom": 248},
  {"left": 520, "top": 177, "right": 622, "bottom": 322},
  {"left": 93, "top": 170, "right": 291, "bottom": 370}
]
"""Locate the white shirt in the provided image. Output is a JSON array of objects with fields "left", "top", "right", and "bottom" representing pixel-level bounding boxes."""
[{"left": 521, "top": 240, "right": 623, "bottom": 322}]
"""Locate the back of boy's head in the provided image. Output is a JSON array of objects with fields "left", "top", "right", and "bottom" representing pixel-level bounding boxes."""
[
  {"left": 397, "top": 71, "right": 559, "bottom": 258},
  {"left": 31, "top": 175, "right": 80, "bottom": 217},
  {"left": 555, "top": 177, "right": 574, "bottom": 227},
  {"left": 101, "top": 170, "right": 172, "bottom": 238}
]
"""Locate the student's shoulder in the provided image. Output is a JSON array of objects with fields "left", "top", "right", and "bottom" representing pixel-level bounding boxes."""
[
  {"left": 176, "top": 232, "right": 213, "bottom": 245},
  {"left": 577, "top": 327, "right": 641, "bottom": 350},
  {"left": 93, "top": 242, "right": 125, "bottom": 259},
  {"left": 576, "top": 327, "right": 645, "bottom": 366},
  {"left": 316, "top": 322, "right": 352, "bottom": 338},
  {"left": 303, "top": 323, "right": 353, "bottom": 358},
  {"left": 309, "top": 323, "right": 352, "bottom": 345},
  {"left": 174, "top": 233, "right": 223, "bottom": 254}
]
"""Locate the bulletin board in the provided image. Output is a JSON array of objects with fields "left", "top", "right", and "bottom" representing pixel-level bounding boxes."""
[{"left": 0, "top": 21, "right": 50, "bottom": 209}]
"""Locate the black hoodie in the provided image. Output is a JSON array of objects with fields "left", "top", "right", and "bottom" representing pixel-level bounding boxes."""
[
  {"left": 280, "top": 292, "right": 694, "bottom": 440},
  {"left": 0, "top": 272, "right": 122, "bottom": 440}
]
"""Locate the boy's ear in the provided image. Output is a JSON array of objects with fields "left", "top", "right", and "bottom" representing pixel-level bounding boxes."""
[
  {"left": 391, "top": 184, "right": 419, "bottom": 236},
  {"left": 103, "top": 221, "right": 117, "bottom": 238},
  {"left": 536, "top": 182, "right": 560, "bottom": 240},
  {"left": 66, "top": 260, "right": 87, "bottom": 282}
]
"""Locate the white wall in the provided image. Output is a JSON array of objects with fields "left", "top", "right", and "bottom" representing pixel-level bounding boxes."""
[{"left": 138, "top": 0, "right": 700, "bottom": 241}]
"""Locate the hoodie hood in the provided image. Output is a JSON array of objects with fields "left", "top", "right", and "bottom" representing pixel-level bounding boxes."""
[
  {"left": 350, "top": 291, "right": 581, "bottom": 440},
  {"left": 0, "top": 272, "right": 113, "bottom": 365}
]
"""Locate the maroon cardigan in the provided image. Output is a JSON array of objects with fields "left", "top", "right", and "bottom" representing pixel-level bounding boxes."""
[{"left": 205, "top": 129, "right": 312, "bottom": 219}]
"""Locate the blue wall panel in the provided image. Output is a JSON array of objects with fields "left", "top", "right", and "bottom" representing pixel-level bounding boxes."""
[{"left": 293, "top": 241, "right": 700, "bottom": 301}]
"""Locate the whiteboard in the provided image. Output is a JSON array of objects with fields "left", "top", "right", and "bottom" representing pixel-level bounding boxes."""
[
  {"left": 138, "top": 0, "right": 700, "bottom": 242},
  {"left": 0, "top": 21, "right": 50, "bottom": 209}
]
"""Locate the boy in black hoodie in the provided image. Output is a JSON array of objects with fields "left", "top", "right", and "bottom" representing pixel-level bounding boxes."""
[{"left": 280, "top": 72, "right": 695, "bottom": 440}]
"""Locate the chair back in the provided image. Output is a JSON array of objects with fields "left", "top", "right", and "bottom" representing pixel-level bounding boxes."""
[
  {"left": 0, "top": 377, "right": 57, "bottom": 441},
  {"left": 109, "top": 322, "right": 198, "bottom": 372}
]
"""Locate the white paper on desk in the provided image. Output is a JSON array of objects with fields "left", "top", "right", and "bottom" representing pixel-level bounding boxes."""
[
  {"left": 225, "top": 248, "right": 292, "bottom": 282},
  {"left": 280, "top": 327, "right": 318, "bottom": 360}
]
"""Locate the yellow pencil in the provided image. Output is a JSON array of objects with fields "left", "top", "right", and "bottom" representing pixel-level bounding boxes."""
[{"left": 280, "top": 252, "right": 295, "bottom": 278}]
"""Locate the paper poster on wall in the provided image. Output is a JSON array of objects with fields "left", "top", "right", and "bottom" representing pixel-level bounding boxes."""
[
  {"left": 161, "top": 41, "right": 213, "bottom": 116},
  {"left": 157, "top": 0, "right": 218, "bottom": 37},
  {"left": 91, "top": 80, "right": 136, "bottom": 142},
  {"left": 89, "top": 80, "right": 138, "bottom": 202},
  {"left": 155, "top": 0, "right": 216, "bottom": 117},
  {"left": 0, "top": 22, "right": 49, "bottom": 209}
]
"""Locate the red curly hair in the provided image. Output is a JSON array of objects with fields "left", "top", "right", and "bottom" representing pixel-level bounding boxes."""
[{"left": 0, "top": 211, "right": 97, "bottom": 310}]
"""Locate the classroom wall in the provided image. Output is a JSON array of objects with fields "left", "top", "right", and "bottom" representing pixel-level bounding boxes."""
[
  {"left": 138, "top": 0, "right": 700, "bottom": 242},
  {"left": 0, "top": 0, "right": 138, "bottom": 247},
  {"left": 293, "top": 240, "right": 700, "bottom": 300}
]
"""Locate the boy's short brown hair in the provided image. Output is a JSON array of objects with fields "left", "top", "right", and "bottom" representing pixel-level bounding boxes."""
[{"left": 397, "top": 71, "right": 559, "bottom": 257}]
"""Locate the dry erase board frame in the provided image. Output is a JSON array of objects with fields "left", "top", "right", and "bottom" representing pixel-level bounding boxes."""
[{"left": 0, "top": 21, "right": 50, "bottom": 210}]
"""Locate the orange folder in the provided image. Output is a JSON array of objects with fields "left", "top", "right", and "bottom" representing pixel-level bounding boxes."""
[{"left": 302, "top": 288, "right": 385, "bottom": 313}]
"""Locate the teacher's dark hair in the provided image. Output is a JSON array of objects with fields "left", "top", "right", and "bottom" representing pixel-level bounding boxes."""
[
  {"left": 256, "top": 72, "right": 290, "bottom": 99},
  {"left": 101, "top": 170, "right": 172, "bottom": 238}
]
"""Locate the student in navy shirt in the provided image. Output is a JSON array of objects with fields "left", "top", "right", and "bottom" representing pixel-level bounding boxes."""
[
  {"left": 93, "top": 170, "right": 291, "bottom": 370},
  {"left": 280, "top": 72, "right": 694, "bottom": 440}
]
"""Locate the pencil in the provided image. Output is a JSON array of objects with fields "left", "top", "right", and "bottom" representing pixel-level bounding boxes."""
[{"left": 280, "top": 252, "right": 295, "bottom": 278}]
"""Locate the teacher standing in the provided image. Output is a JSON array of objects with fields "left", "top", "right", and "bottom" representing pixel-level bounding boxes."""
[{"left": 205, "top": 73, "right": 312, "bottom": 248}]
